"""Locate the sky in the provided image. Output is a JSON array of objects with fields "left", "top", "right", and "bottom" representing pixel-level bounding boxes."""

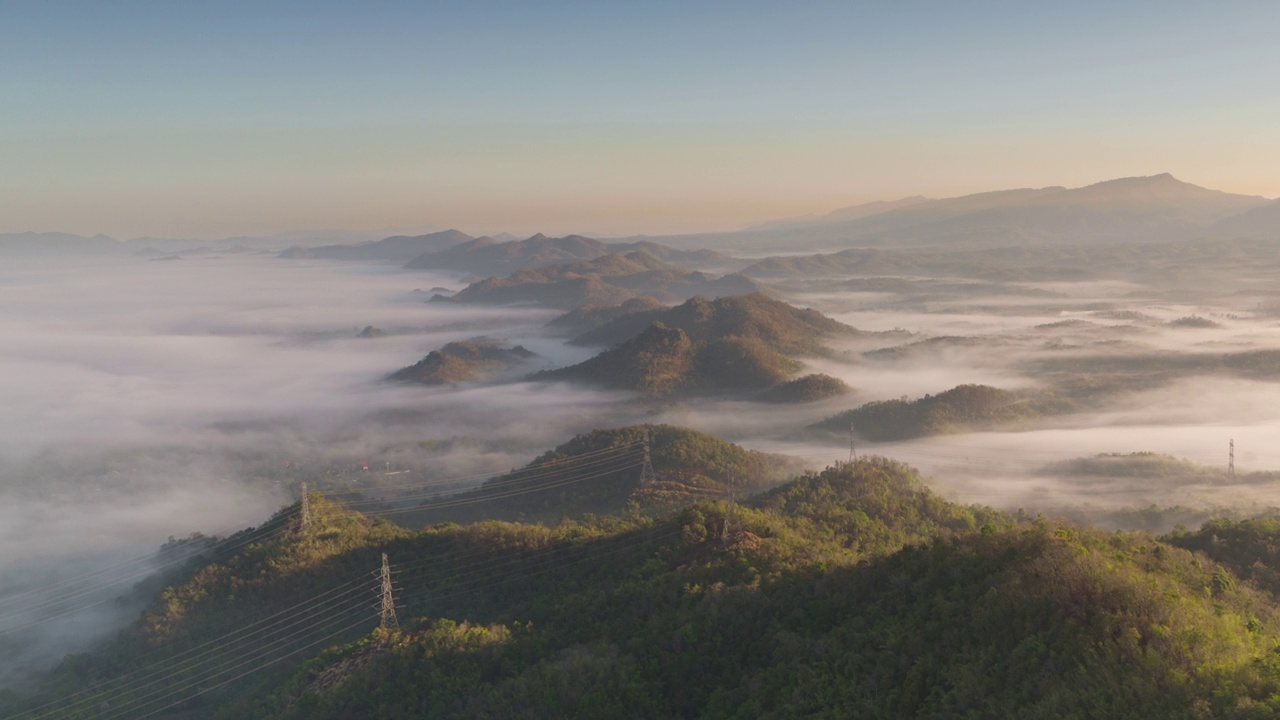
[{"left": 2, "top": 0, "right": 1279, "bottom": 238}]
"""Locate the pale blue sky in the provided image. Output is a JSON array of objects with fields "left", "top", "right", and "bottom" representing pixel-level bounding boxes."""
[{"left": 2, "top": 1, "right": 1277, "bottom": 237}]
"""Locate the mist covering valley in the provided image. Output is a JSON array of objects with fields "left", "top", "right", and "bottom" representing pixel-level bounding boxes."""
[{"left": 9, "top": 174, "right": 1280, "bottom": 714}]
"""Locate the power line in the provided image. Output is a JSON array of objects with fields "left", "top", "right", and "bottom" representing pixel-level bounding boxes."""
[
  {"left": 27, "top": 521, "right": 685, "bottom": 720},
  {"left": 0, "top": 443, "right": 642, "bottom": 635}
]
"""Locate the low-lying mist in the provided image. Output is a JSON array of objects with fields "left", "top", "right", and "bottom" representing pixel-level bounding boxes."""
[
  {"left": 0, "top": 256, "right": 634, "bottom": 685},
  {"left": 9, "top": 248, "right": 1280, "bottom": 689}
]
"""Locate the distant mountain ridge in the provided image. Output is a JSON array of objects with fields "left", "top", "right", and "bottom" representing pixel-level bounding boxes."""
[
  {"left": 639, "top": 174, "right": 1275, "bottom": 253},
  {"left": 404, "top": 424, "right": 802, "bottom": 526},
  {"left": 0, "top": 232, "right": 121, "bottom": 257},
  {"left": 745, "top": 195, "right": 934, "bottom": 231},
  {"left": 9, "top": 174, "right": 1280, "bottom": 260},
  {"left": 571, "top": 292, "right": 856, "bottom": 351},
  {"left": 404, "top": 232, "right": 732, "bottom": 275},
  {"left": 439, "top": 251, "right": 766, "bottom": 309},
  {"left": 0, "top": 227, "right": 450, "bottom": 257},
  {"left": 1211, "top": 198, "right": 1280, "bottom": 239},
  {"left": 279, "top": 229, "right": 473, "bottom": 261}
]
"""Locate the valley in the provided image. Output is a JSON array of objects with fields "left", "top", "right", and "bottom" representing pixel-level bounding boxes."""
[{"left": 7, "top": 174, "right": 1280, "bottom": 717}]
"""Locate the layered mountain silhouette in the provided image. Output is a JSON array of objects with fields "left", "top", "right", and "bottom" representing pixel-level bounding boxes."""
[
  {"left": 0, "top": 232, "right": 122, "bottom": 257},
  {"left": 10, "top": 175, "right": 1280, "bottom": 260},
  {"left": 744, "top": 195, "right": 934, "bottom": 231},
  {"left": 1211, "top": 198, "right": 1280, "bottom": 238},
  {"left": 534, "top": 294, "right": 859, "bottom": 397},
  {"left": 570, "top": 292, "right": 855, "bottom": 350},
  {"left": 278, "top": 229, "right": 472, "bottom": 261},
  {"left": 438, "top": 251, "right": 766, "bottom": 309},
  {"left": 404, "top": 232, "right": 731, "bottom": 275},
  {"left": 545, "top": 296, "right": 670, "bottom": 336},
  {"left": 403, "top": 424, "right": 802, "bottom": 526},
  {"left": 647, "top": 174, "right": 1274, "bottom": 252},
  {"left": 388, "top": 338, "right": 536, "bottom": 385}
]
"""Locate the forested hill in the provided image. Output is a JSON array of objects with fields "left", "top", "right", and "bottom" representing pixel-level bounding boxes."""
[
  {"left": 533, "top": 294, "right": 862, "bottom": 398},
  {"left": 439, "top": 251, "right": 765, "bottom": 309},
  {"left": 16, "top": 456, "right": 1280, "bottom": 718},
  {"left": 387, "top": 338, "right": 536, "bottom": 385},
  {"left": 571, "top": 292, "right": 857, "bottom": 350},
  {"left": 398, "top": 424, "right": 804, "bottom": 527},
  {"left": 811, "top": 383, "right": 1075, "bottom": 441}
]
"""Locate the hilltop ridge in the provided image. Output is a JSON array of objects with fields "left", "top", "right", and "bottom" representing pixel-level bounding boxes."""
[
  {"left": 21, "top": 448, "right": 1280, "bottom": 719},
  {"left": 535, "top": 294, "right": 857, "bottom": 397}
]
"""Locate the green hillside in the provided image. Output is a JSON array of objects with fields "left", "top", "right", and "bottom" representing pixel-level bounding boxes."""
[
  {"left": 755, "top": 373, "right": 851, "bottom": 403},
  {"left": 811, "top": 383, "right": 1074, "bottom": 441},
  {"left": 400, "top": 424, "right": 803, "bottom": 527},
  {"left": 534, "top": 323, "right": 800, "bottom": 397},
  {"left": 545, "top": 296, "right": 669, "bottom": 336},
  {"left": 572, "top": 292, "right": 855, "bottom": 351},
  {"left": 535, "top": 295, "right": 860, "bottom": 398},
  {"left": 22, "top": 456, "right": 1280, "bottom": 719},
  {"left": 387, "top": 339, "right": 536, "bottom": 385},
  {"left": 1167, "top": 517, "right": 1280, "bottom": 595}
]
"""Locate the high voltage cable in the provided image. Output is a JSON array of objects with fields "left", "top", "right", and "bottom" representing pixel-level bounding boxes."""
[
  {"left": 356, "top": 461, "right": 644, "bottom": 520},
  {"left": 116, "top": 524, "right": 687, "bottom": 720},
  {"left": 129, "top": 614, "right": 375, "bottom": 720},
  {"left": 2, "top": 434, "right": 1247, "bottom": 636},
  {"left": 326, "top": 440, "right": 643, "bottom": 494},
  {"left": 0, "top": 521, "right": 302, "bottom": 633},
  {"left": 40, "top": 522, "right": 684, "bottom": 720},
  {"left": 99, "top": 600, "right": 377, "bottom": 720},
  {"left": 332, "top": 451, "right": 644, "bottom": 509},
  {"left": 396, "top": 525, "right": 684, "bottom": 596},
  {"left": 0, "top": 441, "right": 639, "bottom": 614},
  {"left": 109, "top": 524, "right": 681, "bottom": 717},
  {"left": 7, "top": 432, "right": 1237, "bottom": 623},
  {"left": 0, "top": 516, "right": 289, "bottom": 612},
  {"left": 0, "top": 443, "right": 643, "bottom": 633},
  {"left": 21, "top": 585, "right": 376, "bottom": 720},
  {"left": 8, "top": 435, "right": 1247, "bottom": 635},
  {"left": 10, "top": 465, "right": 669, "bottom": 717},
  {"left": 11, "top": 579, "right": 369, "bottom": 720},
  {"left": 25, "top": 432, "right": 1251, "bottom": 710},
  {"left": 18, "top": 529, "right": 565, "bottom": 720},
  {"left": 0, "top": 455, "right": 641, "bottom": 636}
]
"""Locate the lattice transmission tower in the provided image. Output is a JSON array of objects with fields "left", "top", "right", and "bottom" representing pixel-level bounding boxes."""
[
  {"left": 639, "top": 429, "right": 658, "bottom": 487},
  {"left": 378, "top": 553, "right": 398, "bottom": 630}
]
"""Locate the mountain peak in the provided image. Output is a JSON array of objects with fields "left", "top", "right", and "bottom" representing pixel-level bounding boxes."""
[{"left": 1057, "top": 173, "right": 1231, "bottom": 203}]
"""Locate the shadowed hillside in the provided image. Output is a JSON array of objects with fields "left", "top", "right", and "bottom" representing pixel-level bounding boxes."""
[
  {"left": 536, "top": 295, "right": 860, "bottom": 397},
  {"left": 398, "top": 424, "right": 803, "bottom": 527},
  {"left": 23, "top": 456, "right": 1280, "bottom": 719},
  {"left": 279, "top": 230, "right": 473, "bottom": 262},
  {"left": 812, "top": 383, "right": 1075, "bottom": 441},
  {"left": 404, "top": 233, "right": 732, "bottom": 275},
  {"left": 536, "top": 324, "right": 799, "bottom": 397},
  {"left": 438, "top": 252, "right": 765, "bottom": 309},
  {"left": 387, "top": 338, "right": 537, "bottom": 385},
  {"left": 571, "top": 292, "right": 856, "bottom": 350}
]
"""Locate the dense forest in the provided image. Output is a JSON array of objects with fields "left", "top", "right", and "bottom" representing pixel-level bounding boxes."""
[
  {"left": 388, "top": 339, "right": 536, "bottom": 385},
  {"left": 13, "top": 438, "right": 1280, "bottom": 719},
  {"left": 811, "top": 383, "right": 1074, "bottom": 441},
  {"left": 535, "top": 294, "right": 860, "bottom": 398}
]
